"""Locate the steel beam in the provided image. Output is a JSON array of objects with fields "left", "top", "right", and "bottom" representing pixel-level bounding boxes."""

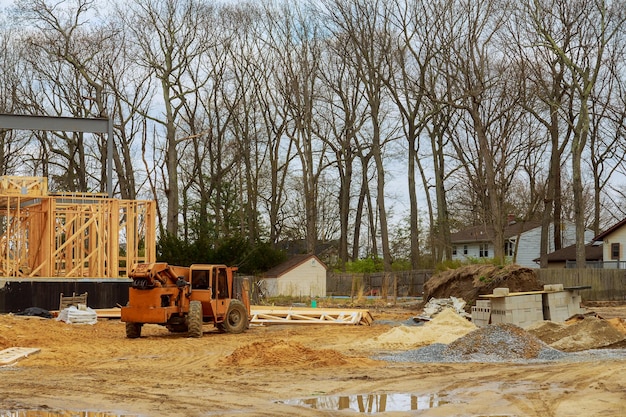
[{"left": 0, "top": 114, "right": 114, "bottom": 197}]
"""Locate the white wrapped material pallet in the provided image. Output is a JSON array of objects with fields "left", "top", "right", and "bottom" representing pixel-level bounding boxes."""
[{"left": 56, "top": 305, "right": 98, "bottom": 325}]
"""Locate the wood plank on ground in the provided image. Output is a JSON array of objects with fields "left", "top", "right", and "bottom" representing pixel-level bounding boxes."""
[
  {"left": 94, "top": 308, "right": 122, "bottom": 319},
  {"left": 0, "top": 347, "right": 40, "bottom": 366},
  {"left": 480, "top": 290, "right": 547, "bottom": 298},
  {"left": 250, "top": 306, "right": 373, "bottom": 326}
]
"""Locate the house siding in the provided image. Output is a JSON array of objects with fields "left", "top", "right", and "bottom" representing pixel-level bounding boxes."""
[
  {"left": 451, "top": 243, "right": 494, "bottom": 262},
  {"left": 276, "top": 259, "right": 326, "bottom": 297},
  {"left": 452, "top": 222, "right": 593, "bottom": 269},
  {"left": 514, "top": 223, "right": 593, "bottom": 268},
  {"left": 514, "top": 227, "right": 544, "bottom": 268},
  {"left": 601, "top": 227, "right": 626, "bottom": 267}
]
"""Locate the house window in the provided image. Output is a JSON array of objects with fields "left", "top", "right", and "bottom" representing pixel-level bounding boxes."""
[
  {"left": 479, "top": 244, "right": 489, "bottom": 258},
  {"left": 452, "top": 246, "right": 457, "bottom": 255},
  {"left": 504, "top": 241, "right": 514, "bottom": 257},
  {"left": 611, "top": 243, "right": 620, "bottom": 260},
  {"left": 463, "top": 245, "right": 468, "bottom": 255}
]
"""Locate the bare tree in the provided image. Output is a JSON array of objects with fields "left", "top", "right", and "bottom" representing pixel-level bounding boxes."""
[
  {"left": 511, "top": 1, "right": 575, "bottom": 266},
  {"left": 266, "top": 1, "right": 330, "bottom": 254},
  {"left": 528, "top": 0, "right": 626, "bottom": 267},
  {"left": 587, "top": 55, "right": 626, "bottom": 234},
  {"left": 0, "top": 25, "right": 30, "bottom": 175},
  {"left": 16, "top": 0, "right": 115, "bottom": 192},
  {"left": 222, "top": 3, "right": 266, "bottom": 244},
  {"left": 322, "top": 0, "right": 396, "bottom": 272},
  {"left": 383, "top": 0, "right": 445, "bottom": 268},
  {"left": 250, "top": 6, "right": 295, "bottom": 247},
  {"left": 317, "top": 32, "right": 369, "bottom": 268},
  {"left": 444, "top": 0, "right": 527, "bottom": 263},
  {"left": 120, "top": 0, "right": 216, "bottom": 236}
]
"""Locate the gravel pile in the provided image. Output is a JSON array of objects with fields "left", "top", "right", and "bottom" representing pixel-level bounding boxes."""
[{"left": 380, "top": 323, "right": 567, "bottom": 363}]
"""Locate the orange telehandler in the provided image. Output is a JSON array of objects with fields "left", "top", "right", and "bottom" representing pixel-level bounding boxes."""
[{"left": 121, "top": 262, "right": 250, "bottom": 338}]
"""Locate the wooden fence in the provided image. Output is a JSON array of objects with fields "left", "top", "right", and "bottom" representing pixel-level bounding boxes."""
[
  {"left": 250, "top": 268, "right": 626, "bottom": 303},
  {"left": 537, "top": 269, "right": 626, "bottom": 301},
  {"left": 327, "top": 268, "right": 626, "bottom": 302},
  {"left": 326, "top": 270, "right": 433, "bottom": 299}
]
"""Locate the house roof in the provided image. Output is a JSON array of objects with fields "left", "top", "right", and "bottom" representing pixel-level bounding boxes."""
[
  {"left": 451, "top": 220, "right": 542, "bottom": 244},
  {"left": 263, "top": 254, "right": 327, "bottom": 278},
  {"left": 593, "top": 217, "right": 626, "bottom": 241},
  {"left": 535, "top": 243, "right": 603, "bottom": 263}
]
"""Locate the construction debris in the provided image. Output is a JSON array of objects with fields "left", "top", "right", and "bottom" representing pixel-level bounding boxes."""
[{"left": 414, "top": 297, "right": 469, "bottom": 321}]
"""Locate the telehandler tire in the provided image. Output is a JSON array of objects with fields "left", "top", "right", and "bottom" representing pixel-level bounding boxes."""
[
  {"left": 126, "top": 322, "right": 142, "bottom": 338},
  {"left": 222, "top": 300, "right": 249, "bottom": 334},
  {"left": 187, "top": 300, "right": 203, "bottom": 338}
]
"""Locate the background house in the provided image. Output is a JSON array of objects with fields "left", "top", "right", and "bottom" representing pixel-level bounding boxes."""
[
  {"left": 538, "top": 243, "right": 604, "bottom": 268},
  {"left": 589, "top": 218, "right": 626, "bottom": 269},
  {"left": 538, "top": 217, "right": 626, "bottom": 269},
  {"left": 450, "top": 220, "right": 594, "bottom": 268},
  {"left": 261, "top": 254, "right": 327, "bottom": 297}
]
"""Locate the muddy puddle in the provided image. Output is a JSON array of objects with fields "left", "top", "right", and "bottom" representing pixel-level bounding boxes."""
[{"left": 278, "top": 392, "right": 453, "bottom": 413}]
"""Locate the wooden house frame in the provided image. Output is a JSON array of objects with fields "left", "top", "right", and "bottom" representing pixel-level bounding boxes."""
[{"left": 0, "top": 176, "right": 155, "bottom": 278}]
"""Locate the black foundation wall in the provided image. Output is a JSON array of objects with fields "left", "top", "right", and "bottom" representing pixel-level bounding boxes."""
[{"left": 0, "top": 279, "right": 132, "bottom": 314}]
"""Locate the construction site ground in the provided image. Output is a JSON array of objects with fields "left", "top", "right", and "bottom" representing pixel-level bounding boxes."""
[{"left": 1, "top": 303, "right": 625, "bottom": 417}]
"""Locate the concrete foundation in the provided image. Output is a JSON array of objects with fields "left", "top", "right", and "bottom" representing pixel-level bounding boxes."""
[{"left": 0, "top": 278, "right": 131, "bottom": 314}]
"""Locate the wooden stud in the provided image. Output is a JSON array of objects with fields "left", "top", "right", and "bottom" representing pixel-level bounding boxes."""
[{"left": 0, "top": 176, "right": 156, "bottom": 278}]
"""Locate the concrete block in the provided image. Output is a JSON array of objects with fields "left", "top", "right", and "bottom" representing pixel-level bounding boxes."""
[
  {"left": 471, "top": 306, "right": 491, "bottom": 327},
  {"left": 543, "top": 292, "right": 568, "bottom": 308},
  {"left": 545, "top": 305, "right": 570, "bottom": 322},
  {"left": 544, "top": 284, "right": 564, "bottom": 292},
  {"left": 493, "top": 287, "right": 510, "bottom": 296}
]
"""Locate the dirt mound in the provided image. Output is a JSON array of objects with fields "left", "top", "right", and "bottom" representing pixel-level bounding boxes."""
[
  {"left": 443, "top": 323, "right": 549, "bottom": 360},
  {"left": 363, "top": 308, "right": 476, "bottom": 350},
  {"left": 606, "top": 317, "right": 626, "bottom": 335},
  {"left": 221, "top": 340, "right": 351, "bottom": 367},
  {"left": 423, "top": 264, "right": 542, "bottom": 308},
  {"left": 527, "top": 317, "right": 626, "bottom": 352}
]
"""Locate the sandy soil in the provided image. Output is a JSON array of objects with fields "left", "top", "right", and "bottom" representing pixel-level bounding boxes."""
[{"left": 1, "top": 305, "right": 625, "bottom": 417}]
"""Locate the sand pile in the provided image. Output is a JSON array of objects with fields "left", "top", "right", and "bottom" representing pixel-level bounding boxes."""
[
  {"left": 527, "top": 317, "right": 626, "bottom": 352},
  {"left": 221, "top": 340, "right": 351, "bottom": 367},
  {"left": 423, "top": 264, "right": 542, "bottom": 307},
  {"left": 364, "top": 308, "right": 476, "bottom": 350}
]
